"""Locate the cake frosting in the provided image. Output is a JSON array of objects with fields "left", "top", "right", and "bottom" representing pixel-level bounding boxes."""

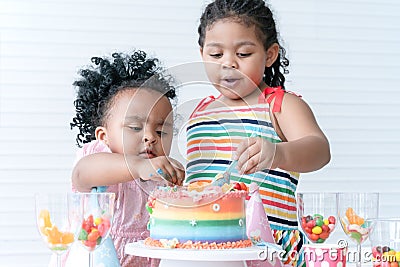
[{"left": 144, "top": 182, "right": 252, "bottom": 249}]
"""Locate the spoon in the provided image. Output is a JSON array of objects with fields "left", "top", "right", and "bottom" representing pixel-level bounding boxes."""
[{"left": 211, "top": 132, "right": 258, "bottom": 186}]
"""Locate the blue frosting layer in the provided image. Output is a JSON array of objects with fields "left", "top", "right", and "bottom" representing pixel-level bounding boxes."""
[{"left": 149, "top": 218, "right": 247, "bottom": 242}]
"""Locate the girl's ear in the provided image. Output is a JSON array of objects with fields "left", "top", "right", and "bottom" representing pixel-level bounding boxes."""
[
  {"left": 95, "top": 126, "right": 109, "bottom": 145},
  {"left": 265, "top": 43, "right": 280, "bottom": 67},
  {"left": 199, "top": 47, "right": 204, "bottom": 56}
]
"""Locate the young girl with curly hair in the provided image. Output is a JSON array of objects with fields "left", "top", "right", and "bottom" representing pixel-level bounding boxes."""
[
  {"left": 186, "top": 1, "right": 331, "bottom": 266},
  {"left": 61, "top": 50, "right": 185, "bottom": 267}
]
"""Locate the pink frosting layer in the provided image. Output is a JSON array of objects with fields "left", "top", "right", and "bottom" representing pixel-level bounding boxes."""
[{"left": 150, "top": 185, "right": 248, "bottom": 206}]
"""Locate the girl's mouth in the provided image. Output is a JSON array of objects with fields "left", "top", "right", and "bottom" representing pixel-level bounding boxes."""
[
  {"left": 140, "top": 150, "right": 156, "bottom": 159},
  {"left": 219, "top": 78, "right": 241, "bottom": 88}
]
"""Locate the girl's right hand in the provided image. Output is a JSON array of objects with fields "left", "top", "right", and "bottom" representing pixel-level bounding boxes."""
[{"left": 135, "top": 156, "right": 186, "bottom": 186}]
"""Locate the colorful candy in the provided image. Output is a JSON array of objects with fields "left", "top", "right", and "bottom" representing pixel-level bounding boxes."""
[
  {"left": 146, "top": 197, "right": 156, "bottom": 214},
  {"left": 38, "top": 209, "right": 75, "bottom": 250},
  {"left": 343, "top": 207, "right": 370, "bottom": 243},
  {"left": 78, "top": 214, "right": 111, "bottom": 251},
  {"left": 301, "top": 214, "right": 336, "bottom": 243},
  {"left": 372, "top": 246, "right": 400, "bottom": 267},
  {"left": 346, "top": 207, "right": 365, "bottom": 225}
]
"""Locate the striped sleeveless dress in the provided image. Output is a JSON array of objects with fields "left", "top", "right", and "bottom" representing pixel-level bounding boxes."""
[{"left": 186, "top": 87, "right": 306, "bottom": 267}]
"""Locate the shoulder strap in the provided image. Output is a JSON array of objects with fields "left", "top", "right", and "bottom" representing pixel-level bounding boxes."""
[
  {"left": 189, "top": 95, "right": 217, "bottom": 119},
  {"left": 258, "top": 86, "right": 301, "bottom": 112}
]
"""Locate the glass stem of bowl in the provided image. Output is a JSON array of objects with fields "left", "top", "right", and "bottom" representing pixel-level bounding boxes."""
[
  {"left": 56, "top": 255, "right": 61, "bottom": 267},
  {"left": 356, "top": 243, "right": 362, "bottom": 267},
  {"left": 89, "top": 251, "right": 93, "bottom": 267}
]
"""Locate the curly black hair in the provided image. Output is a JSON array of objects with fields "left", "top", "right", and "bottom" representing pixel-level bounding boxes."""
[
  {"left": 198, "top": 0, "right": 289, "bottom": 88},
  {"left": 70, "top": 50, "right": 177, "bottom": 147}
]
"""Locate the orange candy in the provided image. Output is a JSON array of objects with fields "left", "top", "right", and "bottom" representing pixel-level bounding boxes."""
[
  {"left": 39, "top": 209, "right": 75, "bottom": 245},
  {"left": 61, "top": 232, "right": 74, "bottom": 244},
  {"left": 345, "top": 207, "right": 365, "bottom": 226}
]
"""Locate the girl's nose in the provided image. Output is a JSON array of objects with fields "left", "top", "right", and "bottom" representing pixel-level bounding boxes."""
[
  {"left": 143, "top": 133, "right": 157, "bottom": 144},
  {"left": 222, "top": 54, "right": 238, "bottom": 69}
]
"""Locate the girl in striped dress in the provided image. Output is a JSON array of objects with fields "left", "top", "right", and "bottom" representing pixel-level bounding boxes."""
[{"left": 186, "top": 1, "right": 331, "bottom": 266}]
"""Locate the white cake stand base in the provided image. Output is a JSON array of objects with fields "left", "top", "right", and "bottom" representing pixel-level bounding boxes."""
[
  {"left": 125, "top": 241, "right": 265, "bottom": 267},
  {"left": 159, "top": 260, "right": 246, "bottom": 267}
]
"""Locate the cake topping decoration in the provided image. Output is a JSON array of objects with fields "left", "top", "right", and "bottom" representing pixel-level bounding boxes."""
[
  {"left": 159, "top": 238, "right": 179, "bottom": 248},
  {"left": 212, "top": 203, "right": 221, "bottom": 212}
]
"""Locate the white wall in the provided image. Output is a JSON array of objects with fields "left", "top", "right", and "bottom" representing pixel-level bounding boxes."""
[{"left": 0, "top": 0, "right": 399, "bottom": 266}]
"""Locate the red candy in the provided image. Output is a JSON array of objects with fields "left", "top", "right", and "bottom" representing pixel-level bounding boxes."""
[
  {"left": 301, "top": 214, "right": 336, "bottom": 243},
  {"left": 78, "top": 214, "right": 111, "bottom": 250},
  {"left": 306, "top": 220, "right": 316, "bottom": 228}
]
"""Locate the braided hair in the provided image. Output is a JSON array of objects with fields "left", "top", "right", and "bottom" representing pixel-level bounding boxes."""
[
  {"left": 70, "top": 50, "right": 176, "bottom": 147},
  {"left": 198, "top": 0, "right": 289, "bottom": 88}
]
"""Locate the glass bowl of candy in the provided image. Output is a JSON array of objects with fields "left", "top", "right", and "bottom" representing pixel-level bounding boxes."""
[
  {"left": 296, "top": 192, "right": 337, "bottom": 243},
  {"left": 368, "top": 218, "right": 400, "bottom": 267},
  {"left": 78, "top": 193, "right": 114, "bottom": 252},
  {"left": 35, "top": 193, "right": 84, "bottom": 267},
  {"left": 337, "top": 192, "right": 379, "bottom": 267}
]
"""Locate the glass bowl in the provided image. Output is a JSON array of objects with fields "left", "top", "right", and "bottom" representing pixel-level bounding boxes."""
[
  {"left": 296, "top": 192, "right": 337, "bottom": 243},
  {"left": 368, "top": 218, "right": 400, "bottom": 267}
]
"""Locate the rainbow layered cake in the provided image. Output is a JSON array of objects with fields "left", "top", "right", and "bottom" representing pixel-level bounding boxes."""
[{"left": 144, "top": 181, "right": 252, "bottom": 249}]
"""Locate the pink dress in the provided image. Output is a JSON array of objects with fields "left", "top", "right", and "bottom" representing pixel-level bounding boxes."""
[
  {"left": 79, "top": 140, "right": 160, "bottom": 267},
  {"left": 49, "top": 140, "right": 160, "bottom": 267},
  {"left": 107, "top": 177, "right": 160, "bottom": 266}
]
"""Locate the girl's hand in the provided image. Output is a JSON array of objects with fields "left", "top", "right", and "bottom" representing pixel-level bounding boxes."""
[
  {"left": 135, "top": 156, "right": 186, "bottom": 186},
  {"left": 233, "top": 137, "right": 277, "bottom": 174}
]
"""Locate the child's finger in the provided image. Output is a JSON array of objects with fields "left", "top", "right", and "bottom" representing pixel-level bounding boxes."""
[
  {"left": 168, "top": 158, "right": 186, "bottom": 186},
  {"left": 243, "top": 165, "right": 258, "bottom": 175},
  {"left": 176, "top": 169, "right": 185, "bottom": 186},
  {"left": 169, "top": 158, "right": 185, "bottom": 171},
  {"left": 233, "top": 137, "right": 257, "bottom": 160},
  {"left": 239, "top": 155, "right": 257, "bottom": 174},
  {"left": 156, "top": 167, "right": 177, "bottom": 185},
  {"left": 237, "top": 144, "right": 257, "bottom": 170}
]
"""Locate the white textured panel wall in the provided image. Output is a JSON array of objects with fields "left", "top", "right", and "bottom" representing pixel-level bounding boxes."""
[{"left": 0, "top": 0, "right": 399, "bottom": 266}]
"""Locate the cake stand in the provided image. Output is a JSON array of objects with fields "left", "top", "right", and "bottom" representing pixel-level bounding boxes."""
[{"left": 125, "top": 241, "right": 272, "bottom": 267}]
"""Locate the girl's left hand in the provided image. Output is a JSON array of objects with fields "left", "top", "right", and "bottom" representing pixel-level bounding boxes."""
[{"left": 233, "top": 137, "right": 277, "bottom": 174}]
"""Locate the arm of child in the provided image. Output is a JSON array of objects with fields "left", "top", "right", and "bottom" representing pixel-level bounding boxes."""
[
  {"left": 234, "top": 93, "right": 330, "bottom": 174},
  {"left": 72, "top": 153, "right": 185, "bottom": 192}
]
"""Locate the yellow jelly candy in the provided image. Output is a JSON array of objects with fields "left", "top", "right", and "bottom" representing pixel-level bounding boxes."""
[
  {"left": 94, "top": 217, "right": 102, "bottom": 226},
  {"left": 39, "top": 209, "right": 52, "bottom": 235},
  {"left": 188, "top": 181, "right": 211, "bottom": 192},
  {"left": 221, "top": 183, "right": 234, "bottom": 193},
  {"left": 395, "top": 251, "right": 400, "bottom": 262},
  {"left": 312, "top": 226, "right": 322, "bottom": 235}
]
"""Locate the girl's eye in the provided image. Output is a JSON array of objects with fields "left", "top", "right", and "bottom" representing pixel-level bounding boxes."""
[
  {"left": 157, "top": 131, "right": 167, "bottom": 136},
  {"left": 129, "top": 126, "right": 142, "bottom": 131},
  {"left": 237, "top": 53, "right": 252, "bottom": 57},
  {"left": 209, "top": 53, "right": 222, "bottom": 58}
]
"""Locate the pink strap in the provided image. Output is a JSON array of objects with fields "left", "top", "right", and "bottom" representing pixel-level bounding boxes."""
[{"left": 189, "top": 95, "right": 217, "bottom": 119}]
